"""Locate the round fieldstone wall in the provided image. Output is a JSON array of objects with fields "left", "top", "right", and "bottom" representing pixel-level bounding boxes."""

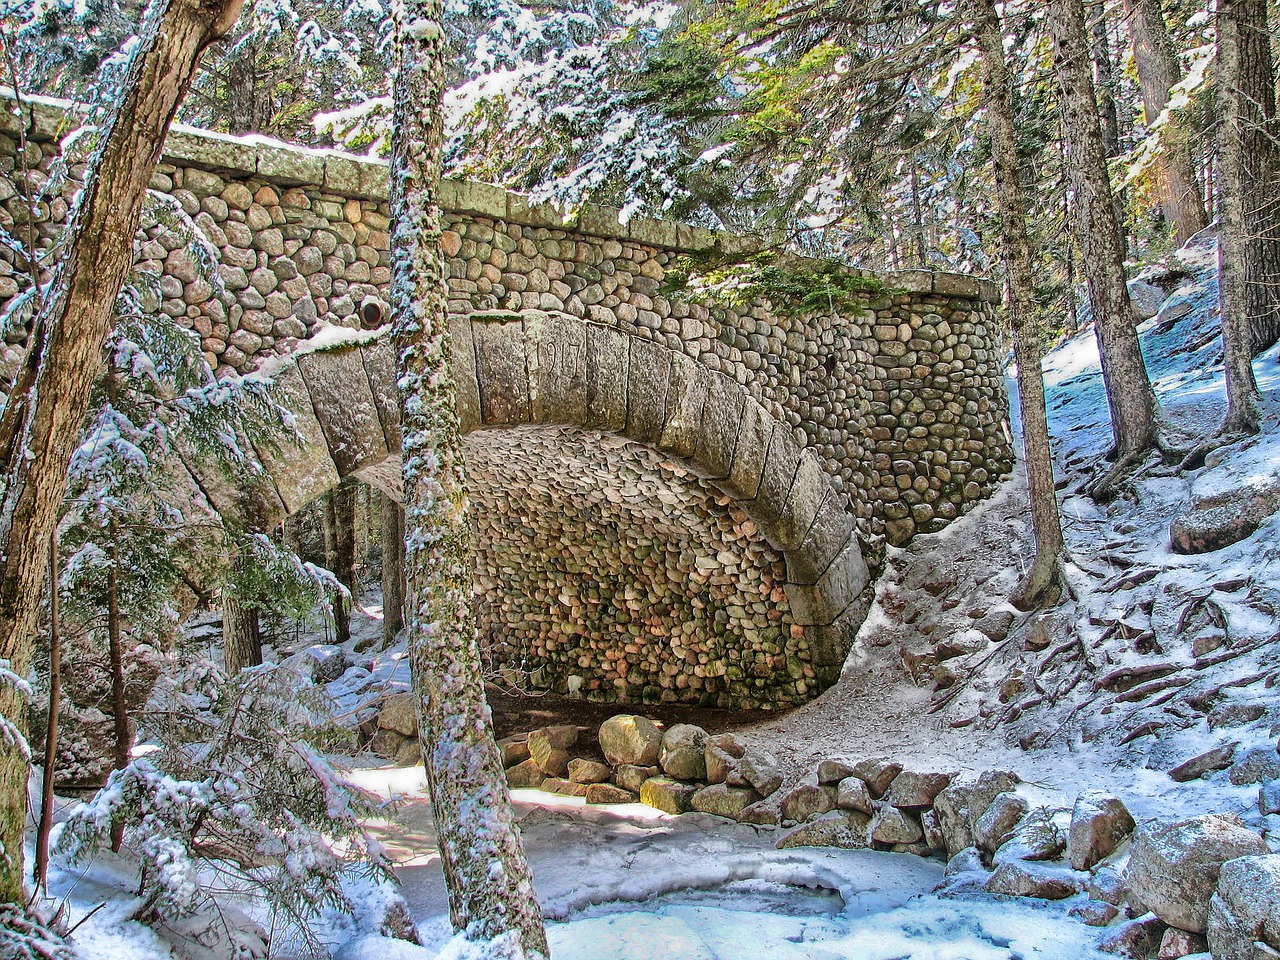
[{"left": 467, "top": 426, "right": 811, "bottom": 709}]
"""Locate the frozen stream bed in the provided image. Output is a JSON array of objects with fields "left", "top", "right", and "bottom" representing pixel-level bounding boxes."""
[{"left": 350, "top": 768, "right": 1112, "bottom": 960}]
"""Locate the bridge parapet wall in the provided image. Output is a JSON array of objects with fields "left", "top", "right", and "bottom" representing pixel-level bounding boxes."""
[{"left": 0, "top": 94, "right": 1012, "bottom": 549}]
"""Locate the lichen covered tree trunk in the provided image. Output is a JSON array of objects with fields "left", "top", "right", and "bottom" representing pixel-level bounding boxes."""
[
  {"left": 1048, "top": 0, "right": 1161, "bottom": 489},
  {"left": 963, "top": 0, "right": 1066, "bottom": 609},
  {"left": 1215, "top": 0, "right": 1263, "bottom": 434},
  {"left": 381, "top": 494, "right": 405, "bottom": 645},
  {"left": 1124, "top": 0, "right": 1208, "bottom": 246},
  {"left": 387, "top": 0, "right": 547, "bottom": 951},
  {"left": 322, "top": 491, "right": 351, "bottom": 643},
  {"left": 0, "top": 0, "right": 244, "bottom": 904}
]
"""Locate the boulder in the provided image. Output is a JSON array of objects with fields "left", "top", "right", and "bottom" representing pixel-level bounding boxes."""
[
  {"left": 614, "top": 764, "right": 660, "bottom": 794},
  {"left": 691, "top": 783, "right": 760, "bottom": 819},
  {"left": 659, "top": 724, "right": 709, "bottom": 781},
  {"left": 393, "top": 740, "right": 421, "bottom": 767},
  {"left": 598, "top": 715, "right": 662, "bottom": 766},
  {"left": 852, "top": 758, "right": 902, "bottom": 798},
  {"left": 974, "top": 792, "right": 1028, "bottom": 852},
  {"left": 1070, "top": 900, "right": 1121, "bottom": 927},
  {"left": 1126, "top": 815, "right": 1269, "bottom": 933},
  {"left": 1206, "top": 855, "right": 1280, "bottom": 960},
  {"left": 1070, "top": 792, "right": 1136, "bottom": 870},
  {"left": 567, "top": 758, "right": 612, "bottom": 784},
  {"left": 705, "top": 735, "right": 744, "bottom": 785},
  {"left": 1230, "top": 747, "right": 1280, "bottom": 786},
  {"left": 1159, "top": 928, "right": 1208, "bottom": 959},
  {"left": 369, "top": 728, "right": 405, "bottom": 759},
  {"left": 984, "top": 861, "right": 1083, "bottom": 900},
  {"left": 1098, "top": 915, "right": 1168, "bottom": 958},
  {"left": 887, "top": 770, "right": 953, "bottom": 810},
  {"left": 504, "top": 758, "right": 545, "bottom": 789},
  {"left": 837, "top": 776, "right": 875, "bottom": 814},
  {"left": 528, "top": 725, "right": 578, "bottom": 776},
  {"left": 780, "top": 783, "right": 837, "bottom": 823},
  {"left": 1169, "top": 744, "right": 1238, "bottom": 783},
  {"left": 817, "top": 757, "right": 858, "bottom": 784},
  {"left": 1171, "top": 476, "right": 1280, "bottom": 555},
  {"left": 542, "top": 777, "right": 589, "bottom": 798},
  {"left": 933, "top": 784, "right": 976, "bottom": 857},
  {"left": 497, "top": 735, "right": 530, "bottom": 769},
  {"left": 377, "top": 693, "right": 418, "bottom": 737},
  {"left": 777, "top": 811, "right": 871, "bottom": 850},
  {"left": 585, "top": 783, "right": 637, "bottom": 805},
  {"left": 1088, "top": 866, "right": 1132, "bottom": 907},
  {"left": 869, "top": 805, "right": 923, "bottom": 845},
  {"left": 943, "top": 846, "right": 988, "bottom": 881},
  {"left": 640, "top": 776, "right": 698, "bottom": 815},
  {"left": 1129, "top": 279, "right": 1167, "bottom": 320},
  {"left": 994, "top": 807, "right": 1066, "bottom": 865},
  {"left": 1260, "top": 780, "right": 1280, "bottom": 816},
  {"left": 739, "top": 749, "right": 784, "bottom": 797},
  {"left": 738, "top": 799, "right": 781, "bottom": 826},
  {"left": 920, "top": 809, "right": 945, "bottom": 850},
  {"left": 967, "top": 770, "right": 1021, "bottom": 826}
]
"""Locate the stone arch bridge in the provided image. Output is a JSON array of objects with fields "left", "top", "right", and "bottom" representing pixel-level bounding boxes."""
[{"left": 0, "top": 95, "right": 1014, "bottom": 708}]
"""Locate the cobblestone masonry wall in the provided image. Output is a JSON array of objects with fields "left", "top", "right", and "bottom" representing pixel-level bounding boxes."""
[{"left": 0, "top": 95, "right": 1014, "bottom": 707}]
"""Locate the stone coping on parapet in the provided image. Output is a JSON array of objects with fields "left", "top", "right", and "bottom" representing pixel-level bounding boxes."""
[{"left": 0, "top": 88, "right": 1001, "bottom": 303}]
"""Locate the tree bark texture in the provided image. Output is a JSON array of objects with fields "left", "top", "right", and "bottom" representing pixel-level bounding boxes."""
[
  {"left": 33, "top": 532, "right": 59, "bottom": 890},
  {"left": 381, "top": 494, "right": 405, "bottom": 646},
  {"left": 963, "top": 0, "right": 1066, "bottom": 608},
  {"left": 107, "top": 533, "right": 130, "bottom": 851},
  {"left": 1090, "top": 8, "right": 1122, "bottom": 157},
  {"left": 1049, "top": 0, "right": 1161, "bottom": 475},
  {"left": 1216, "top": 0, "right": 1264, "bottom": 433},
  {"left": 1124, "top": 0, "right": 1208, "bottom": 246},
  {"left": 222, "top": 589, "right": 263, "bottom": 675},
  {"left": 0, "top": 0, "right": 244, "bottom": 904},
  {"left": 388, "top": 0, "right": 549, "bottom": 951},
  {"left": 323, "top": 492, "right": 351, "bottom": 644}
]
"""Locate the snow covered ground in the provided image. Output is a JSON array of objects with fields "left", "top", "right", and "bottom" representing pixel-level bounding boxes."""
[{"left": 31, "top": 236, "right": 1280, "bottom": 959}]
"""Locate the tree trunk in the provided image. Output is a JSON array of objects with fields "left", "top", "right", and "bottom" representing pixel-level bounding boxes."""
[
  {"left": 381, "top": 494, "right": 405, "bottom": 646},
  {"left": 1215, "top": 0, "right": 1263, "bottom": 434},
  {"left": 323, "top": 492, "right": 351, "bottom": 644},
  {"left": 223, "top": 551, "right": 263, "bottom": 677},
  {"left": 388, "top": 0, "right": 548, "bottom": 951},
  {"left": 1124, "top": 0, "right": 1209, "bottom": 246},
  {"left": 1090, "top": 8, "right": 1122, "bottom": 157},
  {"left": 33, "top": 532, "right": 60, "bottom": 891},
  {"left": 1048, "top": 0, "right": 1161, "bottom": 488},
  {"left": 0, "top": 0, "right": 244, "bottom": 904},
  {"left": 962, "top": 0, "right": 1066, "bottom": 609}
]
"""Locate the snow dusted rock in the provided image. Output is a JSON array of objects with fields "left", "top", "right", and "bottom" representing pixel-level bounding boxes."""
[
  {"left": 1159, "top": 928, "right": 1208, "bottom": 958},
  {"left": 779, "top": 783, "right": 837, "bottom": 823},
  {"left": 1070, "top": 900, "right": 1122, "bottom": 927},
  {"left": 738, "top": 748, "right": 784, "bottom": 797},
  {"left": 984, "top": 861, "right": 1083, "bottom": 900},
  {"left": 967, "top": 770, "right": 1021, "bottom": 825},
  {"left": 640, "top": 776, "right": 698, "bottom": 815},
  {"left": 1126, "top": 815, "right": 1269, "bottom": 933},
  {"left": 920, "top": 809, "right": 945, "bottom": 850},
  {"left": 1170, "top": 476, "right": 1280, "bottom": 555},
  {"left": 994, "top": 807, "right": 1067, "bottom": 865},
  {"left": 1206, "top": 855, "right": 1280, "bottom": 960},
  {"left": 377, "top": 693, "right": 418, "bottom": 738},
  {"left": 836, "top": 776, "right": 875, "bottom": 814},
  {"left": 659, "top": 723, "right": 709, "bottom": 781},
  {"left": 369, "top": 728, "right": 405, "bottom": 759},
  {"left": 704, "top": 733, "right": 745, "bottom": 785},
  {"left": 567, "top": 758, "right": 612, "bottom": 784},
  {"left": 852, "top": 758, "right": 902, "bottom": 798},
  {"left": 691, "top": 783, "right": 760, "bottom": 819},
  {"left": 1069, "top": 792, "right": 1135, "bottom": 870},
  {"left": 816, "top": 757, "right": 858, "bottom": 784},
  {"left": 505, "top": 758, "right": 546, "bottom": 789},
  {"left": 944, "top": 846, "right": 987, "bottom": 880},
  {"left": 598, "top": 714, "right": 662, "bottom": 766},
  {"left": 974, "top": 792, "right": 1029, "bottom": 852},
  {"left": 776, "top": 810, "right": 871, "bottom": 850},
  {"left": 1098, "top": 915, "right": 1168, "bottom": 958},
  {"left": 869, "top": 804, "right": 923, "bottom": 845},
  {"left": 1169, "top": 743, "right": 1238, "bottom": 782},
  {"left": 1088, "top": 866, "right": 1132, "bottom": 907},
  {"left": 933, "top": 784, "right": 976, "bottom": 857},
  {"left": 1260, "top": 780, "right": 1280, "bottom": 816},
  {"left": 393, "top": 740, "right": 421, "bottom": 767},
  {"left": 1208, "top": 702, "right": 1268, "bottom": 730},
  {"left": 613, "top": 764, "right": 660, "bottom": 793},
  {"left": 1129, "top": 279, "right": 1167, "bottom": 320},
  {"left": 497, "top": 735, "right": 530, "bottom": 768},
  {"left": 738, "top": 798, "right": 782, "bottom": 826},
  {"left": 528, "top": 725, "right": 578, "bottom": 776},
  {"left": 886, "top": 770, "right": 953, "bottom": 810},
  {"left": 1229, "top": 746, "right": 1280, "bottom": 786},
  {"left": 586, "top": 783, "right": 637, "bottom": 805}
]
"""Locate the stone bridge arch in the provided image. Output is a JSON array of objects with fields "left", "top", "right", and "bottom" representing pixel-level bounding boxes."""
[{"left": 182, "top": 309, "right": 870, "bottom": 701}]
